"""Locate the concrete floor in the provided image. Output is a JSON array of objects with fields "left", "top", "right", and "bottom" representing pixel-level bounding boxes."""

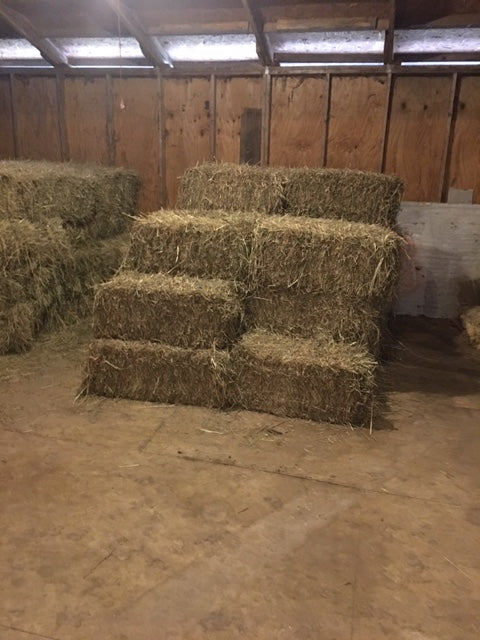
[{"left": 0, "top": 318, "right": 479, "bottom": 640}]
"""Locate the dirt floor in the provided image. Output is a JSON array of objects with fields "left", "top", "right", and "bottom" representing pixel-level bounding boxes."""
[{"left": 0, "top": 317, "right": 479, "bottom": 640}]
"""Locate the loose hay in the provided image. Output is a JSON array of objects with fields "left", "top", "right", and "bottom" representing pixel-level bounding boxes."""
[
  {"left": 177, "top": 162, "right": 284, "bottom": 214},
  {"left": 0, "top": 160, "right": 140, "bottom": 240},
  {"left": 83, "top": 338, "right": 230, "bottom": 408},
  {"left": 94, "top": 271, "right": 244, "bottom": 348},
  {"left": 461, "top": 306, "right": 480, "bottom": 349},
  {"left": 246, "top": 289, "right": 386, "bottom": 355},
  {"left": 232, "top": 330, "right": 376, "bottom": 426},
  {"left": 252, "top": 215, "right": 402, "bottom": 299},
  {"left": 125, "top": 210, "right": 256, "bottom": 282},
  {"left": 279, "top": 167, "right": 403, "bottom": 228}
]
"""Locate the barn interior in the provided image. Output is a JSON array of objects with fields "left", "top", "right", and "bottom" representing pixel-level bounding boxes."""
[{"left": 1, "top": 1, "right": 480, "bottom": 639}]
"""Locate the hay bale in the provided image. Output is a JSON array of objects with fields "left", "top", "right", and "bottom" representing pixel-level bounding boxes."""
[
  {"left": 83, "top": 338, "right": 230, "bottom": 408},
  {"left": 0, "top": 218, "right": 73, "bottom": 353},
  {"left": 252, "top": 215, "right": 402, "bottom": 299},
  {"left": 58, "top": 234, "right": 129, "bottom": 322},
  {"left": 126, "top": 210, "right": 255, "bottom": 282},
  {"left": 246, "top": 289, "right": 385, "bottom": 355},
  {"left": 177, "top": 162, "right": 284, "bottom": 214},
  {"left": 0, "top": 303, "right": 35, "bottom": 354},
  {"left": 279, "top": 167, "right": 403, "bottom": 228},
  {"left": 0, "top": 160, "right": 140, "bottom": 240},
  {"left": 94, "top": 271, "right": 243, "bottom": 348},
  {"left": 231, "top": 330, "right": 376, "bottom": 426},
  {"left": 461, "top": 306, "right": 480, "bottom": 349}
]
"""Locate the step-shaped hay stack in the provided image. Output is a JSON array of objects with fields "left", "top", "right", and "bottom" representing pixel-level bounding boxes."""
[
  {"left": 84, "top": 163, "right": 403, "bottom": 427},
  {"left": 0, "top": 160, "right": 139, "bottom": 354}
]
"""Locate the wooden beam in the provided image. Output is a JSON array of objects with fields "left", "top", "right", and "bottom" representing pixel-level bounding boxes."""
[
  {"left": 261, "top": 71, "right": 272, "bottom": 165},
  {"left": 56, "top": 72, "right": 69, "bottom": 161},
  {"left": 209, "top": 74, "right": 217, "bottom": 160},
  {"left": 440, "top": 73, "right": 460, "bottom": 201},
  {"left": 104, "top": 0, "right": 173, "bottom": 69},
  {"left": 380, "top": 71, "right": 394, "bottom": 172},
  {"left": 105, "top": 74, "right": 116, "bottom": 165},
  {"left": 9, "top": 73, "right": 19, "bottom": 157},
  {"left": 322, "top": 73, "right": 332, "bottom": 167},
  {"left": 384, "top": 0, "right": 396, "bottom": 64},
  {"left": 0, "top": 4, "right": 69, "bottom": 67},
  {"left": 241, "top": 0, "right": 273, "bottom": 67},
  {"left": 274, "top": 53, "right": 384, "bottom": 64}
]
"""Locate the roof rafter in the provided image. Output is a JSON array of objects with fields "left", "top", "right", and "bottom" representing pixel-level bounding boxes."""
[
  {"left": 0, "top": 3, "right": 69, "bottom": 67},
  {"left": 241, "top": 0, "right": 274, "bottom": 66},
  {"left": 104, "top": 0, "right": 173, "bottom": 69}
]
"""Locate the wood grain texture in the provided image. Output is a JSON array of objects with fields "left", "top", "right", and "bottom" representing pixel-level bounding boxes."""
[
  {"left": 327, "top": 75, "right": 388, "bottom": 171},
  {"left": 215, "top": 76, "right": 263, "bottom": 163},
  {"left": 64, "top": 77, "right": 109, "bottom": 164},
  {"left": 14, "top": 76, "right": 62, "bottom": 161},
  {"left": 0, "top": 76, "right": 15, "bottom": 159},
  {"left": 385, "top": 75, "right": 451, "bottom": 202},
  {"left": 270, "top": 76, "right": 326, "bottom": 167},
  {"left": 449, "top": 76, "right": 480, "bottom": 204},
  {"left": 163, "top": 77, "right": 211, "bottom": 207},
  {"left": 113, "top": 77, "right": 161, "bottom": 212}
]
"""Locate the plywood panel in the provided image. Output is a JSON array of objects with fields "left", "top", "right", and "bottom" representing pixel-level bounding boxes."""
[
  {"left": 449, "top": 76, "right": 480, "bottom": 204},
  {"left": 327, "top": 75, "right": 388, "bottom": 171},
  {"left": 14, "top": 76, "right": 62, "bottom": 161},
  {"left": 385, "top": 76, "right": 451, "bottom": 202},
  {"left": 113, "top": 77, "right": 161, "bottom": 212},
  {"left": 0, "top": 77, "right": 15, "bottom": 159},
  {"left": 270, "top": 76, "right": 326, "bottom": 167},
  {"left": 215, "top": 77, "right": 263, "bottom": 163},
  {"left": 64, "top": 77, "right": 108, "bottom": 164},
  {"left": 163, "top": 77, "right": 211, "bottom": 207}
]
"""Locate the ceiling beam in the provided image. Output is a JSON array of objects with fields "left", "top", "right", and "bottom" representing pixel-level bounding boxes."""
[
  {"left": 0, "top": 3, "right": 69, "bottom": 67},
  {"left": 274, "top": 53, "right": 384, "bottom": 64},
  {"left": 384, "top": 0, "right": 396, "bottom": 64},
  {"left": 241, "top": 0, "right": 274, "bottom": 66},
  {"left": 104, "top": 0, "right": 173, "bottom": 69}
]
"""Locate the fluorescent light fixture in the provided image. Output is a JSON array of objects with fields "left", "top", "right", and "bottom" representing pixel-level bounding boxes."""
[
  {"left": 279, "top": 62, "right": 383, "bottom": 67},
  {"left": 0, "top": 38, "right": 43, "bottom": 60},
  {"left": 156, "top": 34, "right": 258, "bottom": 61},
  {"left": 401, "top": 60, "right": 480, "bottom": 66},
  {"left": 270, "top": 30, "right": 385, "bottom": 55},
  {"left": 395, "top": 28, "right": 480, "bottom": 54},
  {"left": 53, "top": 37, "right": 144, "bottom": 60}
]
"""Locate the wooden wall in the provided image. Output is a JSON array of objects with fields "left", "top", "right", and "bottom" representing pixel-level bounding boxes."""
[{"left": 0, "top": 71, "right": 479, "bottom": 210}]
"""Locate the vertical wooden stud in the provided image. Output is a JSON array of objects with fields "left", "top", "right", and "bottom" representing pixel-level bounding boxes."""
[
  {"left": 380, "top": 70, "right": 394, "bottom": 172},
  {"left": 56, "top": 71, "right": 69, "bottom": 161},
  {"left": 9, "top": 73, "right": 19, "bottom": 158},
  {"left": 158, "top": 71, "right": 167, "bottom": 207},
  {"left": 322, "top": 72, "right": 332, "bottom": 166},
  {"left": 106, "top": 73, "right": 115, "bottom": 165},
  {"left": 261, "top": 70, "right": 272, "bottom": 165},
  {"left": 209, "top": 73, "right": 217, "bottom": 160},
  {"left": 440, "top": 72, "right": 460, "bottom": 202}
]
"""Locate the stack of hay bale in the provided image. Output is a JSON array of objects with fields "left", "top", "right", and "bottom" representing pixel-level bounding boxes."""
[
  {"left": 85, "top": 210, "right": 252, "bottom": 408},
  {"left": 84, "top": 162, "right": 403, "bottom": 427},
  {"left": 0, "top": 160, "right": 139, "bottom": 354}
]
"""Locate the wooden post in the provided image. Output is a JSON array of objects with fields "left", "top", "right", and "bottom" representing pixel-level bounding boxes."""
[
  {"left": 56, "top": 72, "right": 69, "bottom": 161},
  {"left": 261, "top": 71, "right": 272, "bottom": 165},
  {"left": 158, "top": 71, "right": 167, "bottom": 207},
  {"left": 440, "top": 72, "right": 460, "bottom": 202},
  {"left": 380, "top": 71, "right": 394, "bottom": 172},
  {"left": 106, "top": 73, "right": 115, "bottom": 165},
  {"left": 9, "top": 73, "right": 19, "bottom": 158},
  {"left": 209, "top": 73, "right": 217, "bottom": 161},
  {"left": 322, "top": 73, "right": 332, "bottom": 167}
]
